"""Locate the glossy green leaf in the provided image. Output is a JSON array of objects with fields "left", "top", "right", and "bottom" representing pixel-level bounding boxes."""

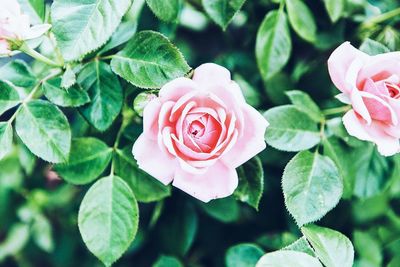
[
  {"left": 282, "top": 151, "right": 343, "bottom": 226},
  {"left": 15, "top": 100, "right": 71, "bottom": 163},
  {"left": 61, "top": 66, "right": 77, "bottom": 89},
  {"left": 0, "top": 60, "right": 36, "bottom": 88},
  {"left": 283, "top": 237, "right": 315, "bottom": 256},
  {"left": 17, "top": 0, "right": 45, "bottom": 23},
  {"left": 199, "top": 197, "right": 240, "bottom": 223},
  {"left": 0, "top": 80, "right": 20, "bottom": 116},
  {"left": 226, "top": 243, "right": 264, "bottom": 267},
  {"left": 264, "top": 105, "right": 320, "bottom": 152},
  {"left": 302, "top": 225, "right": 354, "bottom": 267},
  {"left": 78, "top": 61, "right": 123, "bottom": 131},
  {"left": 0, "top": 123, "right": 13, "bottom": 161},
  {"left": 286, "top": 90, "right": 323, "bottom": 123},
  {"left": 110, "top": 31, "right": 191, "bottom": 89},
  {"left": 256, "top": 9, "right": 291, "bottom": 81},
  {"left": 43, "top": 77, "right": 90, "bottom": 107},
  {"left": 55, "top": 138, "right": 112, "bottom": 185},
  {"left": 235, "top": 156, "right": 264, "bottom": 210},
  {"left": 202, "top": 0, "right": 247, "bottom": 30},
  {"left": 323, "top": 0, "right": 344, "bottom": 23},
  {"left": 78, "top": 175, "right": 139, "bottom": 267},
  {"left": 114, "top": 147, "right": 171, "bottom": 203},
  {"left": 359, "top": 38, "right": 390, "bottom": 56},
  {"left": 153, "top": 255, "right": 183, "bottom": 267},
  {"left": 256, "top": 251, "right": 323, "bottom": 267},
  {"left": 51, "top": 0, "right": 132, "bottom": 61},
  {"left": 286, "top": 0, "right": 317, "bottom": 42},
  {"left": 99, "top": 20, "right": 138, "bottom": 54},
  {"left": 146, "top": 0, "right": 180, "bottom": 22}
]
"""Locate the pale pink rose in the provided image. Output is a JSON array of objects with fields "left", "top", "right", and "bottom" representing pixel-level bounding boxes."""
[
  {"left": 0, "top": 0, "right": 51, "bottom": 55},
  {"left": 132, "top": 63, "right": 269, "bottom": 202},
  {"left": 328, "top": 41, "right": 400, "bottom": 156}
]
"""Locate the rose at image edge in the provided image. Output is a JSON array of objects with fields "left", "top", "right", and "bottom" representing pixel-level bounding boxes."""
[
  {"left": 132, "top": 63, "right": 269, "bottom": 202},
  {"left": 328, "top": 41, "right": 400, "bottom": 156}
]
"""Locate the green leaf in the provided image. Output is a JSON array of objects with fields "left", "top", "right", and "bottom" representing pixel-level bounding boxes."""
[
  {"left": 286, "top": 90, "right": 323, "bottom": 123},
  {"left": 202, "top": 0, "right": 247, "bottom": 30},
  {"left": 282, "top": 151, "right": 343, "bottom": 226},
  {"left": 153, "top": 255, "right": 184, "bottom": 267},
  {"left": 323, "top": 0, "right": 344, "bottom": 23},
  {"left": 51, "top": 0, "right": 133, "bottom": 61},
  {"left": 256, "top": 251, "right": 323, "bottom": 267},
  {"left": 226, "top": 243, "right": 264, "bottom": 267},
  {"left": 146, "top": 0, "right": 180, "bottom": 22},
  {"left": 110, "top": 31, "right": 191, "bottom": 89},
  {"left": 114, "top": 146, "right": 171, "bottom": 203},
  {"left": 0, "top": 223, "right": 30, "bottom": 261},
  {"left": 302, "top": 225, "right": 354, "bottom": 267},
  {"left": 0, "top": 123, "right": 13, "bottom": 161},
  {"left": 55, "top": 138, "right": 112, "bottom": 185},
  {"left": 42, "top": 77, "right": 90, "bottom": 107},
  {"left": 61, "top": 66, "right": 77, "bottom": 89},
  {"left": 0, "top": 60, "right": 37, "bottom": 88},
  {"left": 17, "top": 0, "right": 45, "bottom": 23},
  {"left": 32, "top": 213, "right": 54, "bottom": 253},
  {"left": 15, "top": 100, "right": 71, "bottom": 163},
  {"left": 234, "top": 156, "right": 264, "bottom": 210},
  {"left": 256, "top": 9, "right": 291, "bottom": 81},
  {"left": 99, "top": 20, "right": 138, "bottom": 54},
  {"left": 353, "top": 231, "right": 382, "bottom": 266},
  {"left": 234, "top": 74, "right": 261, "bottom": 107},
  {"left": 78, "top": 175, "right": 139, "bottom": 267},
  {"left": 283, "top": 237, "right": 315, "bottom": 256},
  {"left": 0, "top": 80, "right": 20, "bottom": 116},
  {"left": 78, "top": 61, "right": 123, "bottom": 131},
  {"left": 359, "top": 38, "right": 390, "bottom": 56},
  {"left": 285, "top": 0, "right": 317, "bottom": 42},
  {"left": 17, "top": 141, "right": 36, "bottom": 175},
  {"left": 264, "top": 105, "right": 321, "bottom": 152},
  {"left": 199, "top": 197, "right": 240, "bottom": 223}
]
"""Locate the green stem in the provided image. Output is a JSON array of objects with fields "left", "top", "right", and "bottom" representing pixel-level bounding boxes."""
[
  {"left": 322, "top": 106, "right": 351, "bottom": 116},
  {"left": 19, "top": 43, "right": 62, "bottom": 68},
  {"left": 363, "top": 7, "right": 400, "bottom": 26}
]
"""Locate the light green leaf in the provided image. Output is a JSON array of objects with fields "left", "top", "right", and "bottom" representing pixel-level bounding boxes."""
[
  {"left": 99, "top": 20, "right": 138, "bottom": 54},
  {"left": 226, "top": 243, "right": 264, "bottom": 267},
  {"left": 199, "top": 197, "right": 240, "bottom": 223},
  {"left": 0, "top": 80, "right": 20, "bottom": 116},
  {"left": 146, "top": 0, "right": 180, "bottom": 22},
  {"left": 286, "top": 0, "right": 317, "bottom": 42},
  {"left": 283, "top": 237, "right": 315, "bottom": 256},
  {"left": 51, "top": 0, "right": 133, "bottom": 61},
  {"left": 256, "top": 9, "right": 291, "bottom": 81},
  {"left": 256, "top": 251, "right": 323, "bottom": 267},
  {"left": 78, "top": 175, "right": 139, "bottom": 267},
  {"left": 17, "top": 0, "right": 45, "bottom": 23},
  {"left": 0, "top": 223, "right": 30, "bottom": 261},
  {"left": 235, "top": 156, "right": 264, "bottom": 210},
  {"left": 32, "top": 213, "right": 54, "bottom": 253},
  {"left": 61, "top": 66, "right": 77, "bottom": 89},
  {"left": 359, "top": 38, "right": 390, "bottom": 56},
  {"left": 302, "top": 225, "right": 354, "bottom": 267},
  {"left": 78, "top": 61, "right": 123, "bottom": 131},
  {"left": 0, "top": 122, "right": 13, "bottom": 161},
  {"left": 234, "top": 74, "right": 261, "bottom": 107},
  {"left": 17, "top": 141, "right": 36, "bottom": 175},
  {"left": 153, "top": 255, "right": 183, "bottom": 267},
  {"left": 55, "top": 138, "right": 112, "bottom": 185},
  {"left": 323, "top": 0, "right": 344, "bottom": 23},
  {"left": 353, "top": 231, "right": 382, "bottom": 266},
  {"left": 43, "top": 77, "right": 90, "bottom": 107},
  {"left": 286, "top": 90, "right": 323, "bottom": 123},
  {"left": 0, "top": 60, "right": 37, "bottom": 88},
  {"left": 15, "top": 100, "right": 71, "bottom": 163},
  {"left": 264, "top": 105, "right": 321, "bottom": 152},
  {"left": 202, "top": 0, "right": 247, "bottom": 30},
  {"left": 114, "top": 147, "right": 171, "bottom": 203},
  {"left": 110, "top": 31, "right": 191, "bottom": 89},
  {"left": 282, "top": 151, "right": 343, "bottom": 226}
]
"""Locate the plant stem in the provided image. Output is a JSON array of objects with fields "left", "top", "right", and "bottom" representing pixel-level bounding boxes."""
[
  {"left": 322, "top": 106, "right": 351, "bottom": 116},
  {"left": 19, "top": 43, "right": 62, "bottom": 68},
  {"left": 363, "top": 7, "right": 400, "bottom": 26}
]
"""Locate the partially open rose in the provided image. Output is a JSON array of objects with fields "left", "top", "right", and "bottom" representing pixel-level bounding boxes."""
[
  {"left": 133, "top": 63, "right": 269, "bottom": 202},
  {"left": 0, "top": 0, "right": 51, "bottom": 55},
  {"left": 328, "top": 41, "right": 400, "bottom": 156}
]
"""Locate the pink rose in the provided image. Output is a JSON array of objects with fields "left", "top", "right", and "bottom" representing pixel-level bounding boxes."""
[
  {"left": 328, "top": 41, "right": 400, "bottom": 156},
  {"left": 132, "top": 63, "right": 269, "bottom": 202},
  {"left": 0, "top": 0, "right": 51, "bottom": 55}
]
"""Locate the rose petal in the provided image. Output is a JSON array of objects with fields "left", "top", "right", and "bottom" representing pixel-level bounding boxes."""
[
  {"left": 24, "top": 24, "right": 51, "bottom": 39},
  {"left": 350, "top": 88, "right": 371, "bottom": 124},
  {"left": 192, "top": 63, "right": 231, "bottom": 88},
  {"left": 132, "top": 134, "right": 176, "bottom": 185},
  {"left": 359, "top": 91, "right": 397, "bottom": 125},
  {"left": 159, "top": 77, "right": 198, "bottom": 102},
  {"left": 143, "top": 98, "right": 162, "bottom": 140},
  {"left": 172, "top": 161, "right": 238, "bottom": 202}
]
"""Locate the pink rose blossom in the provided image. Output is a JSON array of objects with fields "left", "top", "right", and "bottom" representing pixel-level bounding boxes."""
[
  {"left": 328, "top": 41, "right": 400, "bottom": 156},
  {"left": 132, "top": 63, "right": 269, "bottom": 202},
  {"left": 0, "top": 0, "right": 51, "bottom": 55}
]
